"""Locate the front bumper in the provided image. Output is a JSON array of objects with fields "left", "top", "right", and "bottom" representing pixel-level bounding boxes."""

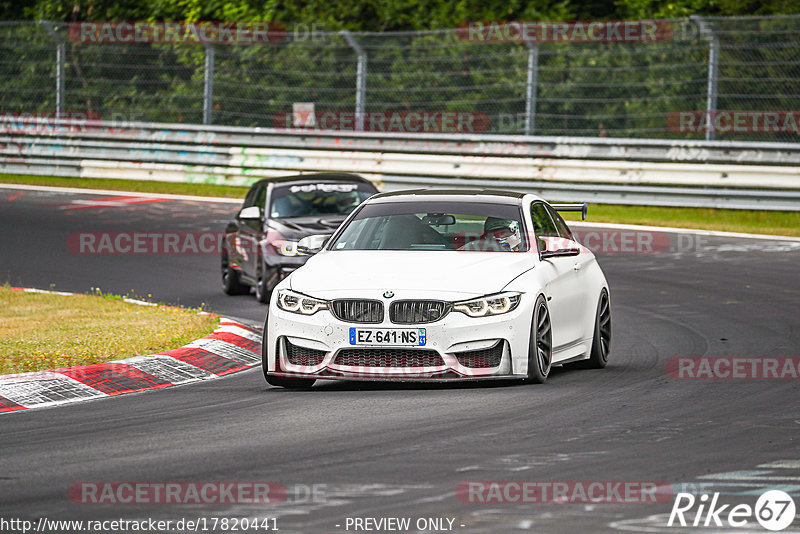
[
  {"left": 267, "top": 371, "right": 527, "bottom": 383},
  {"left": 258, "top": 255, "right": 308, "bottom": 288},
  {"left": 266, "top": 297, "right": 534, "bottom": 381},
  {"left": 264, "top": 254, "right": 308, "bottom": 274}
]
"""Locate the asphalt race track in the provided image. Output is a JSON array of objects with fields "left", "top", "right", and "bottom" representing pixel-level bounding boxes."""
[{"left": 1, "top": 185, "right": 799, "bottom": 533}]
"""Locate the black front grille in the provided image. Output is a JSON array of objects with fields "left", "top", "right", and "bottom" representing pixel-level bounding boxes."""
[
  {"left": 331, "top": 300, "right": 384, "bottom": 323},
  {"left": 285, "top": 340, "right": 326, "bottom": 366},
  {"left": 334, "top": 349, "right": 444, "bottom": 368},
  {"left": 389, "top": 300, "right": 451, "bottom": 324},
  {"left": 454, "top": 342, "right": 504, "bottom": 368}
]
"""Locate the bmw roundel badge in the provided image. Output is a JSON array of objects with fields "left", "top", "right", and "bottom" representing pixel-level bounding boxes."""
[{"left": 383, "top": 291, "right": 394, "bottom": 299}]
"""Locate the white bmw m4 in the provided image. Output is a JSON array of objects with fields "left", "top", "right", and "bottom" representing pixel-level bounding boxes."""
[{"left": 262, "top": 189, "right": 611, "bottom": 388}]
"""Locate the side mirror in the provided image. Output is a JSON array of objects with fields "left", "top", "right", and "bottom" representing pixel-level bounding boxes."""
[
  {"left": 297, "top": 234, "right": 332, "bottom": 256},
  {"left": 537, "top": 238, "right": 547, "bottom": 253},
  {"left": 238, "top": 206, "right": 261, "bottom": 220},
  {"left": 538, "top": 237, "right": 580, "bottom": 258}
]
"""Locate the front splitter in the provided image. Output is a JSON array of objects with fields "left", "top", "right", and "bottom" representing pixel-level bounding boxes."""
[{"left": 268, "top": 371, "right": 526, "bottom": 383}]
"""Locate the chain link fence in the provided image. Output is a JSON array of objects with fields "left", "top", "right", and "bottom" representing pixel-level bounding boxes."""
[{"left": 1, "top": 16, "right": 798, "bottom": 142}]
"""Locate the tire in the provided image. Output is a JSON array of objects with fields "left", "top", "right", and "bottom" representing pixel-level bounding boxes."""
[
  {"left": 221, "top": 255, "right": 248, "bottom": 295},
  {"left": 261, "top": 316, "right": 316, "bottom": 389},
  {"left": 261, "top": 312, "right": 270, "bottom": 380},
  {"left": 254, "top": 259, "right": 273, "bottom": 304},
  {"left": 586, "top": 289, "right": 611, "bottom": 369},
  {"left": 526, "top": 295, "right": 552, "bottom": 384}
]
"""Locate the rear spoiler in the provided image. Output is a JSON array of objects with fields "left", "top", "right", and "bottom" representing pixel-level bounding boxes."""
[{"left": 551, "top": 203, "right": 588, "bottom": 221}]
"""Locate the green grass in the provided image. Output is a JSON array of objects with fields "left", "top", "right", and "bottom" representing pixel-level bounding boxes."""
[
  {"left": 560, "top": 204, "right": 800, "bottom": 238},
  {"left": 0, "top": 173, "right": 250, "bottom": 199},
  {"left": 2, "top": 173, "right": 799, "bottom": 237},
  {"left": 0, "top": 286, "right": 219, "bottom": 374}
]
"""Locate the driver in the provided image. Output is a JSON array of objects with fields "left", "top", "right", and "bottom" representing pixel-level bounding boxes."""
[
  {"left": 484, "top": 217, "right": 522, "bottom": 251},
  {"left": 461, "top": 217, "right": 522, "bottom": 251}
]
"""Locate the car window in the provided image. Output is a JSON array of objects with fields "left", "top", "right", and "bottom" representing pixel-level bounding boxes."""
[
  {"left": 253, "top": 185, "right": 267, "bottom": 214},
  {"left": 546, "top": 204, "right": 574, "bottom": 240},
  {"left": 530, "top": 202, "right": 559, "bottom": 237},
  {"left": 330, "top": 201, "right": 528, "bottom": 252},
  {"left": 270, "top": 182, "right": 374, "bottom": 218},
  {"left": 241, "top": 183, "right": 261, "bottom": 209}
]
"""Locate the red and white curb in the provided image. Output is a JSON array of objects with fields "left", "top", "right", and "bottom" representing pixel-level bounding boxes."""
[{"left": 0, "top": 287, "right": 262, "bottom": 414}]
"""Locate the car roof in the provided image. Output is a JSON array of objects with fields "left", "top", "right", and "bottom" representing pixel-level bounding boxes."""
[
  {"left": 253, "top": 172, "right": 375, "bottom": 188},
  {"left": 368, "top": 188, "right": 536, "bottom": 204}
]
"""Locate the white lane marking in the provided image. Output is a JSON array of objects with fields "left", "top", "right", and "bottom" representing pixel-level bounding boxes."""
[
  {"left": 456, "top": 465, "right": 481, "bottom": 472},
  {"left": 16, "top": 287, "right": 75, "bottom": 296},
  {"left": 609, "top": 514, "right": 688, "bottom": 533},
  {"left": 760, "top": 460, "right": 800, "bottom": 469},
  {"left": 572, "top": 220, "right": 800, "bottom": 242},
  {"left": 122, "top": 297, "right": 158, "bottom": 306},
  {"left": 62, "top": 197, "right": 172, "bottom": 210},
  {"left": 704, "top": 242, "right": 800, "bottom": 253},
  {"left": 698, "top": 483, "right": 800, "bottom": 497},
  {"left": 705, "top": 476, "right": 800, "bottom": 482},
  {"left": 700, "top": 470, "right": 800, "bottom": 481}
]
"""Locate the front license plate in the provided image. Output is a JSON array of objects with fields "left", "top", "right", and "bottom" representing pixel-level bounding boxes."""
[{"left": 349, "top": 328, "right": 426, "bottom": 346}]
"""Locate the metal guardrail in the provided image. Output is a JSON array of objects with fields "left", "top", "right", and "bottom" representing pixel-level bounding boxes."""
[
  {"left": 4, "top": 119, "right": 800, "bottom": 163},
  {"left": 380, "top": 175, "right": 800, "bottom": 211},
  {"left": 1, "top": 119, "right": 799, "bottom": 210}
]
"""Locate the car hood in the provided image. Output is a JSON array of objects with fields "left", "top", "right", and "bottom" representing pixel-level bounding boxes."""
[{"left": 289, "top": 250, "right": 536, "bottom": 300}]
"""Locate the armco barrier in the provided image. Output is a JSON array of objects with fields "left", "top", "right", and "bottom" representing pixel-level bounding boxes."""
[{"left": 1, "top": 119, "right": 799, "bottom": 210}]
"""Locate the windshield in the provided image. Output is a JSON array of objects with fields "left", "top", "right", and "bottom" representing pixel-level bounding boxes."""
[
  {"left": 330, "top": 201, "right": 528, "bottom": 252},
  {"left": 270, "top": 182, "right": 374, "bottom": 218}
]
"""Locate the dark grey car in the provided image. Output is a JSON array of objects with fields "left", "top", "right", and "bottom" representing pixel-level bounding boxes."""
[{"left": 221, "top": 173, "right": 378, "bottom": 302}]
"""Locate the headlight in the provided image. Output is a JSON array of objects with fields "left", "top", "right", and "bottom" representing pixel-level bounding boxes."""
[
  {"left": 274, "top": 240, "right": 298, "bottom": 257},
  {"left": 453, "top": 292, "right": 521, "bottom": 317},
  {"left": 276, "top": 289, "right": 328, "bottom": 315}
]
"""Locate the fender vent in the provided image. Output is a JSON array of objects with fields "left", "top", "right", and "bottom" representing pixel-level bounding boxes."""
[
  {"left": 454, "top": 342, "right": 503, "bottom": 368},
  {"left": 285, "top": 340, "right": 326, "bottom": 366}
]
